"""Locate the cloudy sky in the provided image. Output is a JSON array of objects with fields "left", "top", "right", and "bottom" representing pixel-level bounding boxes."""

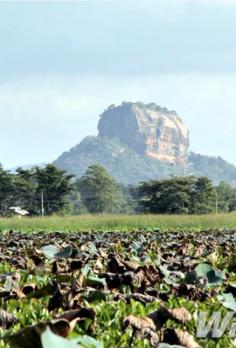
[{"left": 0, "top": 0, "right": 236, "bottom": 168}]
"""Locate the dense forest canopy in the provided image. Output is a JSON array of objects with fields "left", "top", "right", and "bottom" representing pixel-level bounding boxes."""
[{"left": 0, "top": 164, "right": 236, "bottom": 216}]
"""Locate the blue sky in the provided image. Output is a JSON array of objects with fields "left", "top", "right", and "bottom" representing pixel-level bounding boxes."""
[{"left": 0, "top": 1, "right": 236, "bottom": 168}]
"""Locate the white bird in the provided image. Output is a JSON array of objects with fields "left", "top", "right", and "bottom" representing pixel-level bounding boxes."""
[{"left": 9, "top": 207, "right": 29, "bottom": 216}]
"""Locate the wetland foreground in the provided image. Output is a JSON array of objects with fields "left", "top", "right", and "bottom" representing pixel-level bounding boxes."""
[{"left": 1, "top": 229, "right": 236, "bottom": 347}]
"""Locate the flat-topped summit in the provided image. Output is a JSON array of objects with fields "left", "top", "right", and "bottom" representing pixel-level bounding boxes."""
[{"left": 98, "top": 102, "right": 189, "bottom": 165}]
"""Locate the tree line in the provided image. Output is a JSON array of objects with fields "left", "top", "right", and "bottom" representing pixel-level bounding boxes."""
[
  {"left": 0, "top": 164, "right": 73, "bottom": 216},
  {"left": 0, "top": 163, "right": 236, "bottom": 216}
]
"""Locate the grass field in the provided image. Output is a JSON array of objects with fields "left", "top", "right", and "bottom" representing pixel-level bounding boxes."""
[{"left": 0, "top": 212, "right": 236, "bottom": 232}]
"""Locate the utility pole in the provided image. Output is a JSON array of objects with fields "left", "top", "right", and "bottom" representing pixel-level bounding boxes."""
[{"left": 41, "top": 190, "right": 44, "bottom": 218}]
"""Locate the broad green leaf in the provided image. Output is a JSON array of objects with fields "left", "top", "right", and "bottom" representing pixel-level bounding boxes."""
[
  {"left": 86, "top": 275, "right": 106, "bottom": 287},
  {"left": 195, "top": 263, "right": 226, "bottom": 286},
  {"left": 195, "top": 263, "right": 212, "bottom": 277},
  {"left": 55, "top": 246, "right": 73, "bottom": 258},
  {"left": 81, "top": 264, "right": 92, "bottom": 277},
  {"left": 76, "top": 335, "right": 104, "bottom": 348},
  {"left": 217, "top": 293, "right": 236, "bottom": 311},
  {"left": 41, "top": 327, "right": 80, "bottom": 348},
  {"left": 41, "top": 245, "right": 59, "bottom": 259}
]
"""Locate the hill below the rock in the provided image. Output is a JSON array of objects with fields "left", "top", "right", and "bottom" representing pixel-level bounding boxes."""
[{"left": 54, "top": 102, "right": 236, "bottom": 186}]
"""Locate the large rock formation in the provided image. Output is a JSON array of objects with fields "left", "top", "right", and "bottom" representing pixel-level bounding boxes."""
[
  {"left": 54, "top": 101, "right": 236, "bottom": 186},
  {"left": 98, "top": 102, "right": 189, "bottom": 165}
]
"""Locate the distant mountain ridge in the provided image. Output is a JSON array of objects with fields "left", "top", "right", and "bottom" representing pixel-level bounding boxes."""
[{"left": 54, "top": 102, "right": 236, "bottom": 186}]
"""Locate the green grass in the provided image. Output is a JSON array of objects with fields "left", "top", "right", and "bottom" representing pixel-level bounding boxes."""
[{"left": 0, "top": 212, "right": 236, "bottom": 232}]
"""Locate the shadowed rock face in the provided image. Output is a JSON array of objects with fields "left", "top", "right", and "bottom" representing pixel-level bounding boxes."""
[{"left": 98, "top": 102, "right": 189, "bottom": 165}]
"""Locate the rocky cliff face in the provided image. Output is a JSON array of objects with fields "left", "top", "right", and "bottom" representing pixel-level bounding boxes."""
[
  {"left": 54, "top": 101, "right": 236, "bottom": 185},
  {"left": 98, "top": 102, "right": 189, "bottom": 165}
]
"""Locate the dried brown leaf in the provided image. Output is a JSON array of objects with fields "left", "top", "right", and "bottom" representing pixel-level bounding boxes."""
[
  {"left": 162, "top": 328, "right": 201, "bottom": 348},
  {"left": 50, "top": 319, "right": 71, "bottom": 338},
  {"left": 169, "top": 307, "right": 192, "bottom": 324},
  {"left": 149, "top": 306, "right": 192, "bottom": 329},
  {"left": 0, "top": 309, "right": 18, "bottom": 329},
  {"left": 123, "top": 315, "right": 160, "bottom": 347},
  {"left": 123, "top": 314, "right": 156, "bottom": 332}
]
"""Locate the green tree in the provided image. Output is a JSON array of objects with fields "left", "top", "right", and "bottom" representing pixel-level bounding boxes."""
[
  {"left": 14, "top": 168, "right": 38, "bottom": 214},
  {"left": 138, "top": 176, "right": 216, "bottom": 214},
  {"left": 13, "top": 165, "right": 74, "bottom": 215},
  {"left": 0, "top": 165, "right": 15, "bottom": 215},
  {"left": 216, "top": 181, "right": 236, "bottom": 212},
  {"left": 76, "top": 164, "right": 125, "bottom": 213},
  {"left": 190, "top": 177, "right": 215, "bottom": 214},
  {"left": 34, "top": 164, "right": 74, "bottom": 215},
  {"left": 138, "top": 176, "right": 193, "bottom": 214}
]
